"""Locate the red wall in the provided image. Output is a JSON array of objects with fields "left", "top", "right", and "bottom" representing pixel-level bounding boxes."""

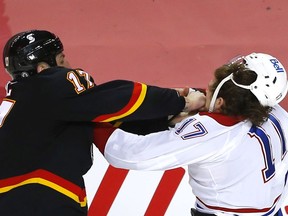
[{"left": 1, "top": 0, "right": 288, "bottom": 109}]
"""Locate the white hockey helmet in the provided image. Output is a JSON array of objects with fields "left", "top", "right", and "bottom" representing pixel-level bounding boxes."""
[
  {"left": 209, "top": 53, "right": 288, "bottom": 112},
  {"left": 239, "top": 53, "right": 288, "bottom": 106}
]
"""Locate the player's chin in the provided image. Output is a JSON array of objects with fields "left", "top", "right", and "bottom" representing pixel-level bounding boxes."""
[{"left": 198, "top": 106, "right": 208, "bottom": 112}]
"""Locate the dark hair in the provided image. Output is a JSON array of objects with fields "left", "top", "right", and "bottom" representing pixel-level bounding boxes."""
[{"left": 210, "top": 62, "right": 272, "bottom": 126}]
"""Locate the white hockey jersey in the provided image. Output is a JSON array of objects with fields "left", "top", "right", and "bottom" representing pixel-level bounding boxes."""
[{"left": 103, "top": 104, "right": 288, "bottom": 215}]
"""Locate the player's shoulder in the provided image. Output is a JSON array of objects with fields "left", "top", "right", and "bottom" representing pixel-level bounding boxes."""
[
  {"left": 41, "top": 67, "right": 94, "bottom": 87},
  {"left": 173, "top": 112, "right": 244, "bottom": 130},
  {"left": 37, "top": 67, "right": 95, "bottom": 96},
  {"left": 271, "top": 104, "right": 288, "bottom": 117},
  {"left": 37, "top": 67, "right": 73, "bottom": 85},
  {"left": 40, "top": 67, "right": 77, "bottom": 78}
]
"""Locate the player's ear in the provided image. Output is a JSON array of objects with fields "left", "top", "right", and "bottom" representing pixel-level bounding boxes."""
[
  {"left": 37, "top": 62, "right": 50, "bottom": 73},
  {"left": 214, "top": 97, "right": 224, "bottom": 112}
]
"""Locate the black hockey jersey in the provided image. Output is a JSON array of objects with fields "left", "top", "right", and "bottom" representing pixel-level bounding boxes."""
[{"left": 0, "top": 67, "right": 185, "bottom": 216}]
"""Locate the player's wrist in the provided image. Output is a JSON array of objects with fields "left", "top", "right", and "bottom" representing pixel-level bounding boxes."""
[{"left": 183, "top": 97, "right": 192, "bottom": 112}]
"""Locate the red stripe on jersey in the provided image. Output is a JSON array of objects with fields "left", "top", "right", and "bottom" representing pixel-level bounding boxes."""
[
  {"left": 196, "top": 195, "right": 281, "bottom": 213},
  {"left": 144, "top": 168, "right": 185, "bottom": 216},
  {"left": 0, "top": 169, "right": 86, "bottom": 206},
  {"left": 93, "top": 82, "right": 147, "bottom": 122},
  {"left": 88, "top": 165, "right": 129, "bottom": 216},
  {"left": 199, "top": 112, "right": 244, "bottom": 126}
]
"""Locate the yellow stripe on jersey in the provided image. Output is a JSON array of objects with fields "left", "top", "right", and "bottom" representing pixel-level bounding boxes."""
[
  {"left": 0, "top": 169, "right": 87, "bottom": 207},
  {"left": 94, "top": 82, "right": 147, "bottom": 122}
]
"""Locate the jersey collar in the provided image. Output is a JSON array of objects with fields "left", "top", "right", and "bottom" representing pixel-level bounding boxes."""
[{"left": 199, "top": 112, "right": 245, "bottom": 126}]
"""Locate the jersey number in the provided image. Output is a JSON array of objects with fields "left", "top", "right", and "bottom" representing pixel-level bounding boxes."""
[
  {"left": 175, "top": 118, "right": 207, "bottom": 140},
  {"left": 0, "top": 100, "right": 15, "bottom": 127},
  {"left": 249, "top": 114, "right": 287, "bottom": 183},
  {"left": 67, "top": 70, "right": 94, "bottom": 94}
]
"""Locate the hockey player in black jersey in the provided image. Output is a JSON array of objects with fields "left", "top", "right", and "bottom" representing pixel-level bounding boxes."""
[{"left": 0, "top": 30, "right": 205, "bottom": 216}]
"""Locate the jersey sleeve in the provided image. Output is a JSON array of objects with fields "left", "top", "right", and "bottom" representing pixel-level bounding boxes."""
[
  {"left": 91, "top": 81, "right": 186, "bottom": 122},
  {"left": 94, "top": 115, "right": 229, "bottom": 171},
  {"left": 54, "top": 69, "right": 185, "bottom": 122},
  {"left": 98, "top": 127, "right": 200, "bottom": 170}
]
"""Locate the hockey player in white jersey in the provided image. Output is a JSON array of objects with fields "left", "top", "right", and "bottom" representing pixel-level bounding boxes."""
[{"left": 94, "top": 53, "right": 288, "bottom": 216}]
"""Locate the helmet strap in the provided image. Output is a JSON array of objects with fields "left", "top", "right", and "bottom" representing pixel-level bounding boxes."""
[{"left": 208, "top": 74, "right": 233, "bottom": 112}]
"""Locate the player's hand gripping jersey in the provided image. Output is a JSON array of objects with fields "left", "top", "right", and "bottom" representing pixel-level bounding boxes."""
[
  {"left": 0, "top": 67, "right": 186, "bottom": 216},
  {"left": 94, "top": 105, "right": 288, "bottom": 216}
]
